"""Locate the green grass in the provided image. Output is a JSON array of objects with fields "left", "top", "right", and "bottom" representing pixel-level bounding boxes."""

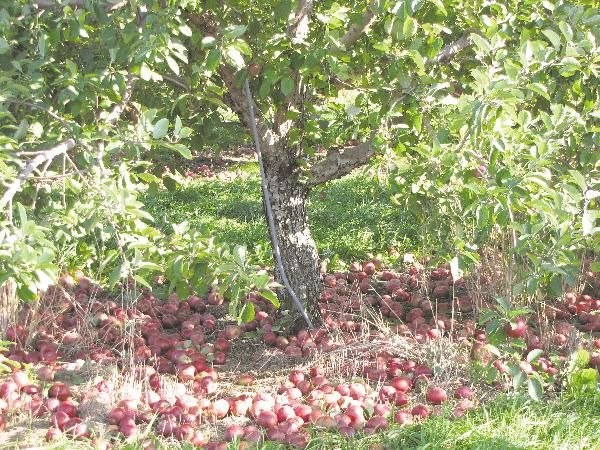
[
  {"left": 302, "top": 393, "right": 600, "bottom": 450},
  {"left": 143, "top": 163, "right": 419, "bottom": 267}
]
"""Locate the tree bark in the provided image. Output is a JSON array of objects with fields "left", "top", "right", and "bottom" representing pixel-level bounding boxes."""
[{"left": 261, "top": 146, "right": 322, "bottom": 331}]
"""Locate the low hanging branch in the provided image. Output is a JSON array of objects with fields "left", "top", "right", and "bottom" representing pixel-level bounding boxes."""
[
  {"left": 0, "top": 139, "right": 76, "bottom": 212},
  {"left": 307, "top": 141, "right": 375, "bottom": 187}
]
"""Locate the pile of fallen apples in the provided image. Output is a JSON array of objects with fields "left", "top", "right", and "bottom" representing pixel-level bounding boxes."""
[{"left": 0, "top": 260, "right": 599, "bottom": 448}]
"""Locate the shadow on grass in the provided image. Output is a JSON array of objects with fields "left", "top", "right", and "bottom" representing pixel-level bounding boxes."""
[{"left": 143, "top": 167, "right": 419, "bottom": 264}]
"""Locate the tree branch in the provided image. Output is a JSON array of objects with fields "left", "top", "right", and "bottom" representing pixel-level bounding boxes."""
[
  {"left": 278, "top": 1, "right": 315, "bottom": 136},
  {"left": 105, "top": 73, "right": 136, "bottom": 124},
  {"left": 220, "top": 66, "right": 281, "bottom": 162},
  {"left": 341, "top": 0, "right": 378, "bottom": 49},
  {"left": 0, "top": 139, "right": 77, "bottom": 212},
  {"left": 162, "top": 74, "right": 190, "bottom": 91},
  {"left": 307, "top": 140, "right": 375, "bottom": 187},
  {"left": 286, "top": 0, "right": 314, "bottom": 44},
  {"left": 2, "top": 99, "right": 73, "bottom": 131},
  {"left": 429, "top": 30, "right": 480, "bottom": 65}
]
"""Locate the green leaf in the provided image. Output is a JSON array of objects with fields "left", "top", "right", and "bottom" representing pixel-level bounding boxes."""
[
  {"left": 485, "top": 318, "right": 500, "bottom": 335},
  {"left": 527, "top": 377, "right": 543, "bottom": 401},
  {"left": 0, "top": 37, "right": 9, "bottom": 55},
  {"left": 558, "top": 22, "right": 573, "bottom": 41},
  {"left": 403, "top": 17, "right": 418, "bottom": 38},
  {"left": 205, "top": 49, "right": 221, "bottom": 71},
  {"left": 140, "top": 63, "right": 152, "bottom": 81},
  {"left": 527, "top": 349, "right": 544, "bottom": 363},
  {"left": 471, "top": 33, "right": 492, "bottom": 53},
  {"left": 109, "top": 265, "right": 122, "bottom": 287},
  {"left": 170, "top": 144, "right": 192, "bottom": 159},
  {"left": 165, "top": 55, "right": 180, "bottom": 75},
  {"left": 259, "top": 289, "right": 280, "bottom": 308},
  {"left": 137, "top": 173, "right": 161, "bottom": 184},
  {"left": 233, "top": 245, "right": 247, "bottom": 266},
  {"left": 568, "top": 368, "right": 598, "bottom": 396},
  {"left": 508, "top": 308, "right": 533, "bottom": 318},
  {"left": 568, "top": 170, "right": 586, "bottom": 191},
  {"left": 224, "top": 45, "right": 245, "bottom": 69},
  {"left": 512, "top": 370, "right": 526, "bottom": 389},
  {"left": 527, "top": 83, "right": 550, "bottom": 101},
  {"left": 179, "top": 24, "right": 192, "bottom": 37},
  {"left": 582, "top": 209, "right": 599, "bottom": 236},
  {"left": 542, "top": 29, "right": 561, "bottom": 48},
  {"left": 152, "top": 118, "right": 169, "bottom": 139},
  {"left": 174, "top": 116, "right": 183, "bottom": 137},
  {"left": 450, "top": 256, "right": 463, "bottom": 281},
  {"left": 201, "top": 36, "right": 217, "bottom": 48},
  {"left": 571, "top": 349, "right": 591, "bottom": 370},
  {"left": 427, "top": 0, "right": 447, "bottom": 15},
  {"left": 409, "top": 50, "right": 425, "bottom": 72},
  {"left": 240, "top": 301, "right": 255, "bottom": 323},
  {"left": 163, "top": 174, "right": 181, "bottom": 191},
  {"left": 134, "top": 274, "right": 152, "bottom": 289},
  {"left": 281, "top": 76, "right": 294, "bottom": 97},
  {"left": 494, "top": 295, "right": 511, "bottom": 314},
  {"left": 17, "top": 203, "right": 27, "bottom": 228},
  {"left": 223, "top": 25, "right": 247, "bottom": 39},
  {"left": 485, "top": 344, "right": 501, "bottom": 357},
  {"left": 137, "top": 261, "right": 162, "bottom": 271}
]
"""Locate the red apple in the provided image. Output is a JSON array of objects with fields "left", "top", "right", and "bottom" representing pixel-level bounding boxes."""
[
  {"left": 224, "top": 425, "right": 245, "bottom": 442},
  {"left": 257, "top": 411, "right": 277, "bottom": 428},
  {"left": 394, "top": 410, "right": 413, "bottom": 425},
  {"left": 411, "top": 404, "right": 429, "bottom": 419},
  {"left": 504, "top": 318, "right": 527, "bottom": 338},
  {"left": 48, "top": 383, "right": 70, "bottom": 401},
  {"left": 455, "top": 386, "right": 474, "bottom": 400},
  {"left": 426, "top": 387, "right": 448, "bottom": 404}
]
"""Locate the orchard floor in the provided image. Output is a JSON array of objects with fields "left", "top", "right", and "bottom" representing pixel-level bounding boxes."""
[{"left": 1, "top": 158, "right": 599, "bottom": 449}]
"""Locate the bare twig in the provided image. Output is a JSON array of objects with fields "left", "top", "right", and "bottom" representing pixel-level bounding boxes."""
[{"left": 162, "top": 74, "right": 190, "bottom": 92}]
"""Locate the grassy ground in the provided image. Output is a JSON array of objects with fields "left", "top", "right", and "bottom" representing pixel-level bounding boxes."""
[{"left": 143, "top": 163, "right": 419, "bottom": 268}]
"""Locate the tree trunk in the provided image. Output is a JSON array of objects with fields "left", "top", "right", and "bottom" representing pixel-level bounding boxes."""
[{"left": 262, "top": 153, "right": 322, "bottom": 331}]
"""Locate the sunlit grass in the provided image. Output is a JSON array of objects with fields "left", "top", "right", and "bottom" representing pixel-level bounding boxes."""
[{"left": 143, "top": 163, "right": 419, "bottom": 268}]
